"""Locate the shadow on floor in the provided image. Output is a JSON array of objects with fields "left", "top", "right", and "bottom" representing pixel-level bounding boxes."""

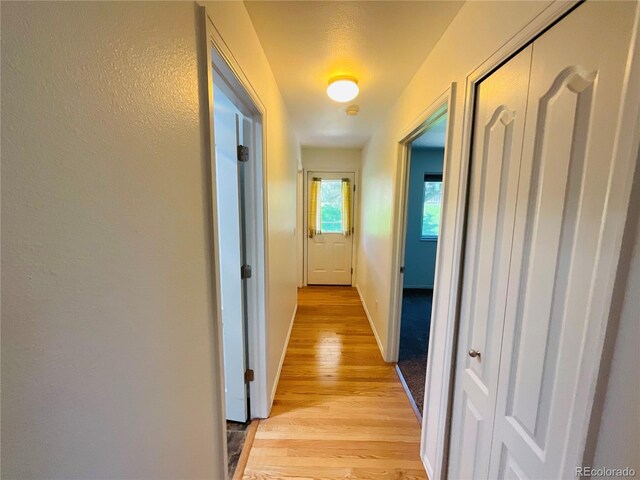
[
  {"left": 227, "top": 420, "right": 249, "bottom": 478},
  {"left": 397, "top": 288, "right": 433, "bottom": 416}
]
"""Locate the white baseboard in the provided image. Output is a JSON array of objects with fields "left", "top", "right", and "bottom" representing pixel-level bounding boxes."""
[
  {"left": 422, "top": 455, "right": 434, "bottom": 480},
  {"left": 269, "top": 303, "right": 297, "bottom": 409},
  {"left": 355, "top": 284, "right": 387, "bottom": 361}
]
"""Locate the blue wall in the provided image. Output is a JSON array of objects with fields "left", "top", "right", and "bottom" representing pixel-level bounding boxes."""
[{"left": 403, "top": 147, "right": 444, "bottom": 289}]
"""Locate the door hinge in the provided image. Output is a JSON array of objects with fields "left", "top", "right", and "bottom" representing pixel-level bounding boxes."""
[
  {"left": 400, "top": 266, "right": 405, "bottom": 273},
  {"left": 241, "top": 264, "right": 252, "bottom": 279},
  {"left": 351, "top": 267, "right": 353, "bottom": 274},
  {"left": 237, "top": 145, "right": 249, "bottom": 162},
  {"left": 244, "top": 369, "right": 254, "bottom": 383},
  {"left": 353, "top": 184, "right": 356, "bottom": 192}
]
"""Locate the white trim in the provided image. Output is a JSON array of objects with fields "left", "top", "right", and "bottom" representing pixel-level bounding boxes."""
[
  {"left": 202, "top": 1, "right": 271, "bottom": 446},
  {"left": 383, "top": 3, "right": 589, "bottom": 479},
  {"left": 269, "top": 304, "right": 297, "bottom": 408},
  {"left": 389, "top": 87, "right": 453, "bottom": 364},
  {"left": 296, "top": 169, "right": 304, "bottom": 288},
  {"left": 198, "top": 9, "right": 227, "bottom": 479},
  {"left": 394, "top": 365, "right": 422, "bottom": 423},
  {"left": 304, "top": 170, "right": 358, "bottom": 286},
  {"left": 302, "top": 171, "right": 307, "bottom": 287},
  {"left": 575, "top": 2, "right": 640, "bottom": 473},
  {"left": 356, "top": 284, "right": 386, "bottom": 360},
  {"left": 433, "top": 4, "right": 579, "bottom": 478},
  {"left": 413, "top": 2, "right": 639, "bottom": 479},
  {"left": 206, "top": 11, "right": 271, "bottom": 421}
]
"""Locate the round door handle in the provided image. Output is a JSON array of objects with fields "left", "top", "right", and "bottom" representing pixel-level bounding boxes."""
[{"left": 468, "top": 349, "right": 481, "bottom": 359}]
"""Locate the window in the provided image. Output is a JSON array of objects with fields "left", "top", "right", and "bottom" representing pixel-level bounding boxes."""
[
  {"left": 320, "top": 180, "right": 343, "bottom": 233},
  {"left": 421, "top": 174, "right": 443, "bottom": 239}
]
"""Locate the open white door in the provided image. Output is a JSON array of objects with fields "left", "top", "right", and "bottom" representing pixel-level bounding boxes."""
[
  {"left": 307, "top": 172, "right": 355, "bottom": 285},
  {"left": 213, "top": 83, "right": 248, "bottom": 423}
]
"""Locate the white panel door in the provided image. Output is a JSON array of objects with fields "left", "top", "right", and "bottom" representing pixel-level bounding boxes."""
[
  {"left": 213, "top": 84, "right": 248, "bottom": 422},
  {"left": 307, "top": 172, "right": 354, "bottom": 285},
  {"left": 448, "top": 45, "right": 533, "bottom": 480},
  {"left": 487, "top": 2, "right": 636, "bottom": 478}
]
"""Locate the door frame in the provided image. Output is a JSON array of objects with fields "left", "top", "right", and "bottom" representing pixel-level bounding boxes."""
[
  {"left": 201, "top": 7, "right": 271, "bottom": 475},
  {"left": 389, "top": 89, "right": 452, "bottom": 364},
  {"left": 402, "top": 0, "right": 640, "bottom": 478},
  {"left": 303, "top": 169, "right": 358, "bottom": 286},
  {"left": 386, "top": 1, "right": 640, "bottom": 479}
]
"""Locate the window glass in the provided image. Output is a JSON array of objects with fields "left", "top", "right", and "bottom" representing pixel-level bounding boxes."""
[
  {"left": 421, "top": 175, "right": 442, "bottom": 238},
  {"left": 320, "top": 180, "right": 343, "bottom": 233}
]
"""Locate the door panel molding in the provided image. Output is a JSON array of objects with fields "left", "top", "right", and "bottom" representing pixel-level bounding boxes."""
[
  {"left": 448, "top": 45, "right": 533, "bottom": 480},
  {"left": 487, "top": 4, "right": 638, "bottom": 478},
  {"left": 305, "top": 171, "right": 356, "bottom": 286},
  {"left": 446, "top": 2, "right": 639, "bottom": 479}
]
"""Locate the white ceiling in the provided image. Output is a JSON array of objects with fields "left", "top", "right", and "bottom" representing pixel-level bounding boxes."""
[
  {"left": 244, "top": 1, "right": 463, "bottom": 147},
  {"left": 412, "top": 113, "right": 448, "bottom": 148}
]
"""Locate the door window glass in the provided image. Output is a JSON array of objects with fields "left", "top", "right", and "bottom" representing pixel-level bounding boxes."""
[{"left": 320, "top": 180, "right": 343, "bottom": 233}]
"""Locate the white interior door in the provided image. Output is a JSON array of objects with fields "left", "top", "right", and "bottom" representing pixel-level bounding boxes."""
[
  {"left": 449, "top": 2, "right": 637, "bottom": 478},
  {"left": 487, "top": 2, "right": 636, "bottom": 478},
  {"left": 307, "top": 172, "right": 354, "bottom": 285},
  {"left": 448, "top": 45, "right": 533, "bottom": 480},
  {"left": 213, "top": 83, "right": 248, "bottom": 423}
]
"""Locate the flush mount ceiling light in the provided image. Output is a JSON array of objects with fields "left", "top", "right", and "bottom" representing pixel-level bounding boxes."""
[{"left": 327, "top": 75, "right": 359, "bottom": 103}]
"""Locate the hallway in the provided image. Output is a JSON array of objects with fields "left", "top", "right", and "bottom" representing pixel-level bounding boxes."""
[{"left": 243, "top": 287, "right": 427, "bottom": 479}]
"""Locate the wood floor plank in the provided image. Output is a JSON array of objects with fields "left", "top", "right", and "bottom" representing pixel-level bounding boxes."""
[{"left": 243, "top": 286, "right": 428, "bottom": 479}]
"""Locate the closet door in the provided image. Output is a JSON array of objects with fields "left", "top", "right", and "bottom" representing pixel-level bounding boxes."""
[
  {"left": 487, "top": 2, "right": 637, "bottom": 478},
  {"left": 447, "top": 45, "right": 532, "bottom": 480}
]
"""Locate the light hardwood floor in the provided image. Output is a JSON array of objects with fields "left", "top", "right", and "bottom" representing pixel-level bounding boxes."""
[{"left": 243, "top": 286, "right": 428, "bottom": 479}]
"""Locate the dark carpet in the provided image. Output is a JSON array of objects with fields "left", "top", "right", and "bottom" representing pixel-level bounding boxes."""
[
  {"left": 227, "top": 420, "right": 249, "bottom": 478},
  {"left": 397, "top": 289, "right": 433, "bottom": 417}
]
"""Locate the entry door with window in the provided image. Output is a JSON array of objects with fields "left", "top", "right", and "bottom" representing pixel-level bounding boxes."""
[{"left": 307, "top": 172, "right": 355, "bottom": 285}]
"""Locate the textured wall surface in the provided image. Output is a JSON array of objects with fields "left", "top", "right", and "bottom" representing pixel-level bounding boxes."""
[{"left": 1, "top": 2, "right": 223, "bottom": 478}]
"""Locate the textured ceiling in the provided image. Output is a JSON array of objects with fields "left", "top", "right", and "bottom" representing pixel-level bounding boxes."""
[{"left": 244, "top": 1, "right": 463, "bottom": 147}]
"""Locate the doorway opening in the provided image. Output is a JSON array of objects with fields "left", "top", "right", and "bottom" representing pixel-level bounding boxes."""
[
  {"left": 205, "top": 33, "right": 268, "bottom": 478},
  {"left": 305, "top": 171, "right": 356, "bottom": 285},
  {"left": 392, "top": 104, "right": 449, "bottom": 421}
]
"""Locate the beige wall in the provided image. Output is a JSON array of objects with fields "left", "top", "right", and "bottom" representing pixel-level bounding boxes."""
[
  {"left": 1, "top": 2, "right": 223, "bottom": 478},
  {"left": 355, "top": 0, "right": 552, "bottom": 361},
  {"left": 302, "top": 147, "right": 362, "bottom": 172},
  {"left": 1, "top": 1, "right": 298, "bottom": 478},
  {"left": 356, "top": 0, "right": 639, "bottom": 473},
  {"left": 204, "top": 1, "right": 299, "bottom": 409}
]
